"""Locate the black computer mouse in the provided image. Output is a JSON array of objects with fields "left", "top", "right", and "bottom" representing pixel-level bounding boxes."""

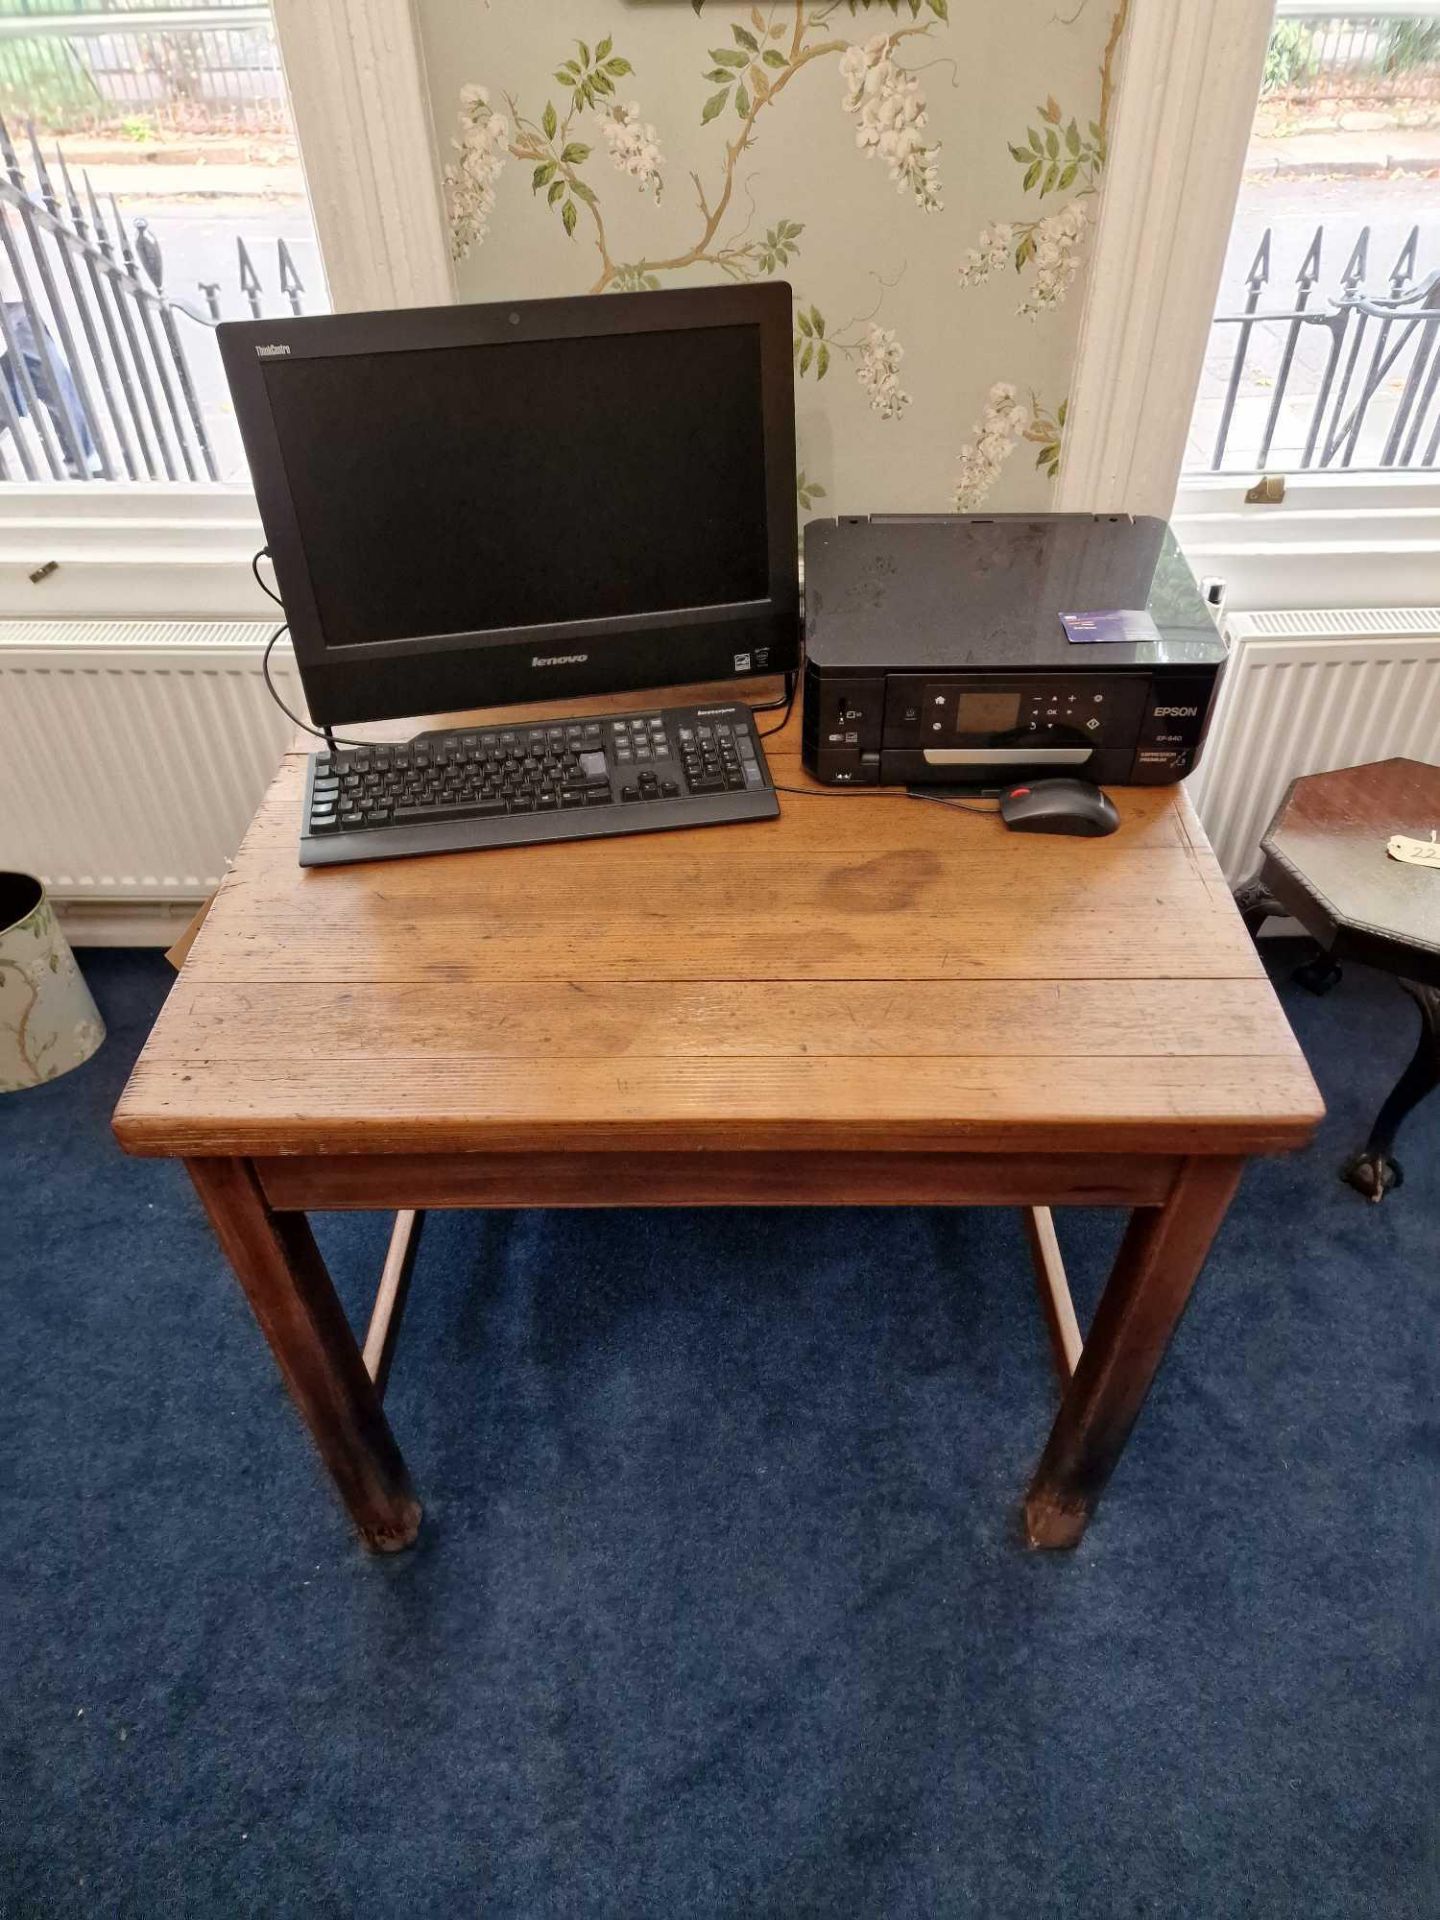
[{"left": 998, "top": 778, "right": 1120, "bottom": 837}]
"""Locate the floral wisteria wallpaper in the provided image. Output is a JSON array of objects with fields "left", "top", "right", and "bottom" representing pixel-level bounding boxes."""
[{"left": 418, "top": 0, "right": 1128, "bottom": 516}]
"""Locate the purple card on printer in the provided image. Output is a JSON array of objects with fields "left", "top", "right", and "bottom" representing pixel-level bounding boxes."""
[{"left": 1060, "top": 608, "right": 1162, "bottom": 645}]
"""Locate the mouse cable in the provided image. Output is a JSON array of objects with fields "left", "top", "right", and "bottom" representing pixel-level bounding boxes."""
[{"left": 770, "top": 782, "right": 999, "bottom": 818}]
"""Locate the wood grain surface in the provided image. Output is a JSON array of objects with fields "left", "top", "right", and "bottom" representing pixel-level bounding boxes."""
[
  {"left": 1260, "top": 757, "right": 1440, "bottom": 985},
  {"left": 113, "top": 687, "right": 1323, "bottom": 1161}
]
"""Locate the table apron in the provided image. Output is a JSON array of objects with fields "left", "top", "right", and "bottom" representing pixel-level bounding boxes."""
[{"left": 252, "top": 1150, "right": 1185, "bottom": 1213}]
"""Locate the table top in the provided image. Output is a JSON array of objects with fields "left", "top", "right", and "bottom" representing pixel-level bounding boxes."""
[
  {"left": 1262, "top": 758, "right": 1440, "bottom": 980},
  {"left": 113, "top": 682, "right": 1323, "bottom": 1161}
]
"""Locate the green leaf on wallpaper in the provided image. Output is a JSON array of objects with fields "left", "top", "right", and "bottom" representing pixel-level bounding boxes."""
[
  {"left": 816, "top": 343, "right": 830, "bottom": 379},
  {"left": 762, "top": 49, "right": 787, "bottom": 69},
  {"left": 1045, "top": 127, "right": 1059, "bottom": 158},
  {"left": 1059, "top": 162, "right": 1077, "bottom": 190},
  {"left": 570, "top": 178, "right": 597, "bottom": 205},
  {"left": 1007, "top": 143, "right": 1030, "bottom": 163},
  {"left": 928, "top": 0, "right": 949, "bottom": 18},
  {"left": 562, "top": 198, "right": 578, "bottom": 237},
  {"left": 711, "top": 48, "right": 748, "bottom": 69},
  {"left": 796, "top": 309, "right": 814, "bottom": 336},
  {"left": 595, "top": 36, "right": 613, "bottom": 61},
  {"left": 1027, "top": 128, "right": 1043, "bottom": 154},
  {"left": 692, "top": 1, "right": 704, "bottom": 14},
  {"left": 577, "top": 42, "right": 590, "bottom": 66},
  {"left": 547, "top": 178, "right": 566, "bottom": 206},
  {"left": 701, "top": 88, "right": 729, "bottom": 123},
  {"left": 705, "top": 69, "right": 734, "bottom": 83},
  {"left": 1065, "top": 118, "right": 1081, "bottom": 156},
  {"left": 1089, "top": 121, "right": 1102, "bottom": 142},
  {"left": 605, "top": 58, "right": 632, "bottom": 77},
  {"left": 555, "top": 64, "right": 579, "bottom": 84},
  {"left": 542, "top": 101, "right": 557, "bottom": 139},
  {"left": 1057, "top": 399, "right": 1068, "bottom": 425},
  {"left": 561, "top": 143, "right": 589, "bottom": 164},
  {"left": 735, "top": 83, "right": 750, "bottom": 117},
  {"left": 591, "top": 69, "right": 614, "bottom": 96},
  {"left": 799, "top": 343, "right": 813, "bottom": 374},
  {"left": 809, "top": 307, "right": 824, "bottom": 336},
  {"left": 532, "top": 161, "right": 557, "bottom": 191},
  {"left": 1023, "top": 160, "right": 1041, "bottom": 192},
  {"left": 731, "top": 24, "right": 760, "bottom": 51}
]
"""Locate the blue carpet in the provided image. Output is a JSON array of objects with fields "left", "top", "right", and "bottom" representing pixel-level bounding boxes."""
[{"left": 1, "top": 945, "right": 1434, "bottom": 1917}]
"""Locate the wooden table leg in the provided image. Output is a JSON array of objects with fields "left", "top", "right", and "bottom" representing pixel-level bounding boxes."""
[
  {"left": 1024, "top": 1155, "right": 1245, "bottom": 1550},
  {"left": 186, "top": 1157, "right": 422, "bottom": 1552}
]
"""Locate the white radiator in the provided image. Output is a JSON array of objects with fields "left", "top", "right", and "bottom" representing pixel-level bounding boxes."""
[
  {"left": 0, "top": 621, "right": 304, "bottom": 919},
  {"left": 1188, "top": 608, "right": 1440, "bottom": 888}
]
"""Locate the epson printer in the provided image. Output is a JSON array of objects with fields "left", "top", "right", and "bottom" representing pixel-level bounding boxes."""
[{"left": 801, "top": 513, "right": 1227, "bottom": 787}]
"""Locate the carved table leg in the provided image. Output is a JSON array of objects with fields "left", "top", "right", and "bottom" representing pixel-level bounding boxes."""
[
  {"left": 186, "top": 1157, "right": 422, "bottom": 1550},
  {"left": 1024, "top": 1156, "right": 1245, "bottom": 1549},
  {"left": 1341, "top": 981, "right": 1440, "bottom": 1203}
]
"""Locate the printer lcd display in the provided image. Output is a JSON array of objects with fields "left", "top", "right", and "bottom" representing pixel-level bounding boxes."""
[{"left": 955, "top": 689, "right": 1022, "bottom": 734}]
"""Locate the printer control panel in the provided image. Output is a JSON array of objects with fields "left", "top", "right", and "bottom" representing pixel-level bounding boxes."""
[{"left": 805, "top": 667, "right": 1219, "bottom": 787}]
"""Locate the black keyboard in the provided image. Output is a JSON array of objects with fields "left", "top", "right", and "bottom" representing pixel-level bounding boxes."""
[{"left": 299, "top": 701, "right": 779, "bottom": 866}]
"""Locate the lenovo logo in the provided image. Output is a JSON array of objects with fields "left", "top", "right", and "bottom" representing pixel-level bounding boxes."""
[
  {"left": 1154, "top": 704, "right": 1198, "bottom": 718},
  {"left": 254, "top": 343, "right": 291, "bottom": 358},
  {"left": 532, "top": 652, "right": 589, "bottom": 667}
]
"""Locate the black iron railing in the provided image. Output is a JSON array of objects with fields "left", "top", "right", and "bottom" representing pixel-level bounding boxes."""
[
  {"left": 1193, "top": 224, "right": 1440, "bottom": 474},
  {"left": 0, "top": 114, "right": 309, "bottom": 481}
]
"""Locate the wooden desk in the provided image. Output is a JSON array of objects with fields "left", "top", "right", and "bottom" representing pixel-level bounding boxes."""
[{"left": 113, "top": 687, "right": 1323, "bottom": 1552}]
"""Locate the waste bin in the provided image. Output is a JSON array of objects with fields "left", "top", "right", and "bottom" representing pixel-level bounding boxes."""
[{"left": 0, "top": 872, "right": 104, "bottom": 1092}]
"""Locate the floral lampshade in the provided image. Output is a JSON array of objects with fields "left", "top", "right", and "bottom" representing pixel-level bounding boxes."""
[{"left": 0, "top": 873, "right": 105, "bottom": 1093}]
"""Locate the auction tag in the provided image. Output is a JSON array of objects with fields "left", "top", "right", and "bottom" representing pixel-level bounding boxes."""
[
  {"left": 1387, "top": 834, "right": 1440, "bottom": 869},
  {"left": 1060, "top": 609, "right": 1162, "bottom": 645}
]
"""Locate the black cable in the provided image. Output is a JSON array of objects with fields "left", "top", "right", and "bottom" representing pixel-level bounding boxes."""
[
  {"left": 757, "top": 670, "right": 798, "bottom": 738},
  {"left": 902, "top": 787, "right": 1003, "bottom": 818},
  {"left": 749, "top": 667, "right": 797, "bottom": 715},
  {"left": 251, "top": 547, "right": 284, "bottom": 608},
  {"left": 253, "top": 550, "right": 370, "bottom": 751},
  {"left": 769, "top": 781, "right": 1000, "bottom": 818}
]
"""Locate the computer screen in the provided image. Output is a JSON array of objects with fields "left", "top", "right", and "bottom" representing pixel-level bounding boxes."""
[
  {"left": 220, "top": 285, "right": 798, "bottom": 724},
  {"left": 263, "top": 327, "right": 768, "bottom": 647}
]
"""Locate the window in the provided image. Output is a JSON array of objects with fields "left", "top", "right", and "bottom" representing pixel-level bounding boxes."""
[
  {"left": 0, "top": 0, "right": 329, "bottom": 487},
  {"left": 1183, "top": 6, "right": 1439, "bottom": 484}
]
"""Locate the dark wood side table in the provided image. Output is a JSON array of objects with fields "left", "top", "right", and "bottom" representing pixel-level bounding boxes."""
[{"left": 1237, "top": 758, "right": 1440, "bottom": 1202}]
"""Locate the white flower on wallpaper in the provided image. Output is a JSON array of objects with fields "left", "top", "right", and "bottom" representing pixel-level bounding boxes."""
[
  {"left": 1016, "top": 198, "right": 1090, "bottom": 319},
  {"left": 957, "top": 222, "right": 1015, "bottom": 288},
  {"left": 856, "top": 324, "right": 911, "bottom": 420},
  {"left": 602, "top": 102, "right": 665, "bottom": 198},
  {"left": 953, "top": 384, "right": 1030, "bottom": 509},
  {"left": 954, "top": 386, "right": 1065, "bottom": 507},
  {"left": 839, "top": 34, "right": 943, "bottom": 213},
  {"left": 958, "top": 143, "right": 1095, "bottom": 321},
  {"left": 444, "top": 83, "right": 510, "bottom": 262}
]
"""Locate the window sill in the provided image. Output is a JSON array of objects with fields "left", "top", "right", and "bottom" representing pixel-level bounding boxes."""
[
  {"left": 1173, "top": 472, "right": 1440, "bottom": 611},
  {"left": 0, "top": 484, "right": 273, "bottom": 620}
]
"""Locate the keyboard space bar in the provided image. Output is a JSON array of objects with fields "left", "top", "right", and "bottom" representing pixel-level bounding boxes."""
[{"left": 392, "top": 800, "right": 510, "bottom": 824}]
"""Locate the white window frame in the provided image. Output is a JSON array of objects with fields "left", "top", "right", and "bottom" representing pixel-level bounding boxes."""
[
  {"left": 0, "top": 0, "right": 454, "bottom": 623},
  {"left": 1059, "top": 0, "right": 1440, "bottom": 611}
]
